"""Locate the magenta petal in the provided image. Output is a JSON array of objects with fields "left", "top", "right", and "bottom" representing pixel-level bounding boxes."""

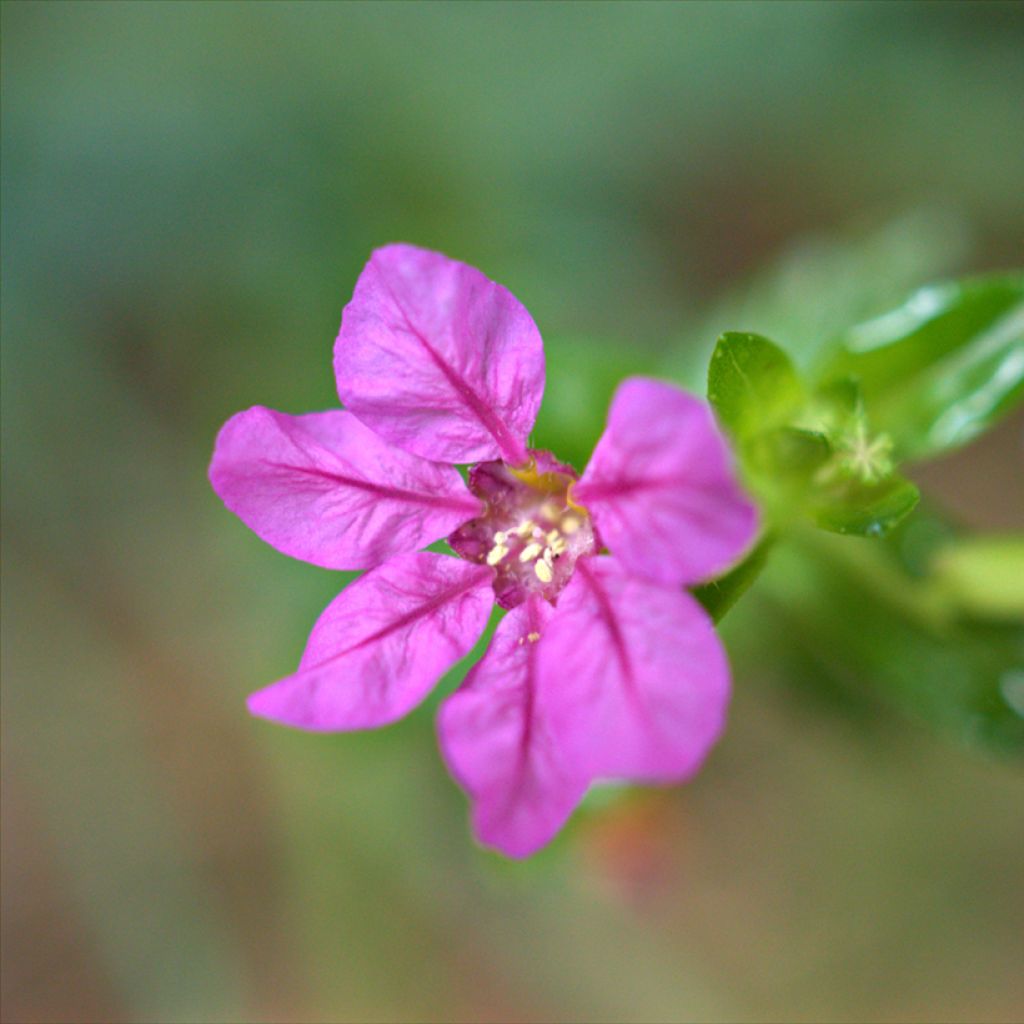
[
  {"left": 209, "top": 407, "right": 481, "bottom": 569},
  {"left": 573, "top": 377, "right": 758, "bottom": 586},
  {"left": 537, "top": 557, "right": 730, "bottom": 783},
  {"left": 248, "top": 553, "right": 494, "bottom": 730},
  {"left": 334, "top": 244, "right": 545, "bottom": 465},
  {"left": 438, "top": 597, "right": 587, "bottom": 858}
]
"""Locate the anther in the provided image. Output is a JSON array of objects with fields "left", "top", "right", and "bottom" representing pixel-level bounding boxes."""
[
  {"left": 519, "top": 542, "right": 542, "bottom": 563},
  {"left": 534, "top": 560, "right": 553, "bottom": 584},
  {"left": 486, "top": 544, "right": 508, "bottom": 566}
]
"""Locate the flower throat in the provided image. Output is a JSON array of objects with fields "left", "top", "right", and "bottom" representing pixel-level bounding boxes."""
[{"left": 448, "top": 450, "right": 597, "bottom": 609}]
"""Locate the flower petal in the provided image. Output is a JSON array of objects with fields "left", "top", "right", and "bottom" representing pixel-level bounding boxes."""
[
  {"left": 537, "top": 557, "right": 730, "bottom": 783},
  {"left": 248, "top": 553, "right": 494, "bottom": 730},
  {"left": 438, "top": 597, "right": 587, "bottom": 858},
  {"left": 334, "top": 244, "right": 545, "bottom": 465},
  {"left": 573, "top": 377, "right": 758, "bottom": 586},
  {"left": 209, "top": 407, "right": 482, "bottom": 569}
]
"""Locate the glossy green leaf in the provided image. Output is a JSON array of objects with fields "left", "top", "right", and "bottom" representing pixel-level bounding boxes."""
[
  {"left": 811, "top": 474, "right": 920, "bottom": 538},
  {"left": 825, "top": 273, "right": 1024, "bottom": 460},
  {"left": 707, "top": 332, "right": 804, "bottom": 441}
]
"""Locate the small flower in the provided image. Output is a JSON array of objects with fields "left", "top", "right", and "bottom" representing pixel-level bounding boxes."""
[{"left": 210, "top": 244, "right": 758, "bottom": 857}]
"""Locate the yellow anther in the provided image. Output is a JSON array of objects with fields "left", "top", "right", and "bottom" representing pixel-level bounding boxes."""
[
  {"left": 545, "top": 528, "right": 560, "bottom": 544},
  {"left": 534, "top": 560, "right": 553, "bottom": 584},
  {"left": 486, "top": 544, "right": 508, "bottom": 566},
  {"left": 519, "top": 542, "right": 543, "bottom": 563},
  {"left": 527, "top": 631, "right": 541, "bottom": 643},
  {"left": 549, "top": 537, "right": 567, "bottom": 556},
  {"left": 560, "top": 515, "right": 581, "bottom": 535},
  {"left": 493, "top": 530, "right": 507, "bottom": 544},
  {"left": 513, "top": 519, "right": 536, "bottom": 538},
  {"left": 542, "top": 547, "right": 554, "bottom": 567}
]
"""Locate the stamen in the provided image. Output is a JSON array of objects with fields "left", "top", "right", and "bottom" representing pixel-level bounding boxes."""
[
  {"left": 527, "top": 631, "right": 541, "bottom": 643},
  {"left": 446, "top": 450, "right": 598, "bottom": 609},
  {"left": 519, "top": 542, "right": 543, "bottom": 563},
  {"left": 513, "top": 519, "right": 536, "bottom": 538},
  {"left": 486, "top": 544, "right": 509, "bottom": 566}
]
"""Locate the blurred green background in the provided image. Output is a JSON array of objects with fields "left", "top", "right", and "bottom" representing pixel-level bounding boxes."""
[{"left": 3, "top": 3, "right": 1023, "bottom": 1022}]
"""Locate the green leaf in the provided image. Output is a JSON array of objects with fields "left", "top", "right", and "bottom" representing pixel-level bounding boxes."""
[
  {"left": 811, "top": 474, "right": 920, "bottom": 538},
  {"left": 707, "top": 332, "right": 804, "bottom": 441},
  {"left": 706, "top": 332, "right": 923, "bottom": 542},
  {"left": 736, "top": 390, "right": 917, "bottom": 538},
  {"left": 745, "top": 426, "right": 831, "bottom": 477},
  {"left": 693, "top": 535, "right": 775, "bottom": 622},
  {"left": 797, "top": 377, "right": 864, "bottom": 436},
  {"left": 825, "top": 273, "right": 1024, "bottom": 460},
  {"left": 740, "top": 427, "right": 830, "bottom": 527}
]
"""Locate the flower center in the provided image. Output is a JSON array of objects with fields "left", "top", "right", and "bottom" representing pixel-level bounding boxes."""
[{"left": 448, "top": 450, "right": 597, "bottom": 609}]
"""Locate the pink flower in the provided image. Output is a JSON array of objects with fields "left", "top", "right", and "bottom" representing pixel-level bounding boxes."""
[{"left": 210, "top": 244, "right": 758, "bottom": 857}]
